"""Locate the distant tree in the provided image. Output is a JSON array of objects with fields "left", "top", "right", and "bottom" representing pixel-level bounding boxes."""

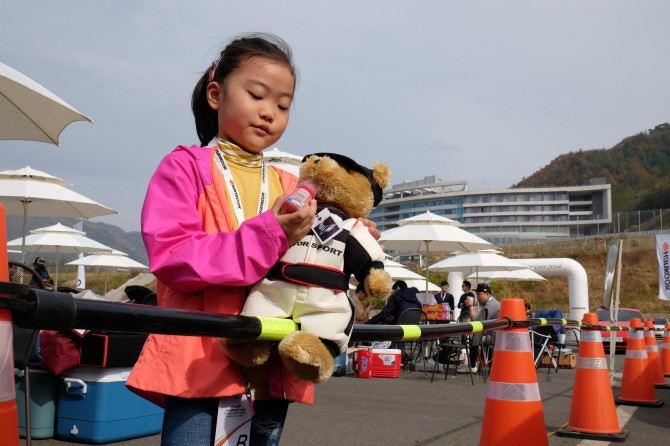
[{"left": 513, "top": 122, "right": 670, "bottom": 213}]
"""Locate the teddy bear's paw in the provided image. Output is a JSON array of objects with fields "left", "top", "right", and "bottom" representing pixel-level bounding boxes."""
[
  {"left": 366, "top": 268, "right": 393, "bottom": 300},
  {"left": 278, "top": 332, "right": 335, "bottom": 384},
  {"left": 217, "top": 338, "right": 270, "bottom": 368}
]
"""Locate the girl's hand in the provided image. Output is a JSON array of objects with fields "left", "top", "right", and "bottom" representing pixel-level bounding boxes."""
[{"left": 272, "top": 192, "right": 317, "bottom": 245}]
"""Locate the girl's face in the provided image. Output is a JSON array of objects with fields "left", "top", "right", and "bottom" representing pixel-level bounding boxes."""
[{"left": 207, "top": 56, "right": 294, "bottom": 153}]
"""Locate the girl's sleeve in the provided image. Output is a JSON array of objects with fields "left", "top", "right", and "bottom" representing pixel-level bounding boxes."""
[{"left": 141, "top": 150, "right": 289, "bottom": 293}]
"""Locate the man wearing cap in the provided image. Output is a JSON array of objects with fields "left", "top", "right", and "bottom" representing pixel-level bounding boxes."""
[
  {"left": 457, "top": 283, "right": 500, "bottom": 374},
  {"left": 32, "top": 257, "right": 53, "bottom": 285}
]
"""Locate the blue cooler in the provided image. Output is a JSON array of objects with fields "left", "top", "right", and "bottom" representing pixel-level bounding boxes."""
[
  {"left": 56, "top": 367, "right": 164, "bottom": 444},
  {"left": 15, "top": 369, "right": 59, "bottom": 439}
]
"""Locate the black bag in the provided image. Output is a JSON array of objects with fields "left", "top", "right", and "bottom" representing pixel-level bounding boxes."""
[{"left": 79, "top": 331, "right": 148, "bottom": 367}]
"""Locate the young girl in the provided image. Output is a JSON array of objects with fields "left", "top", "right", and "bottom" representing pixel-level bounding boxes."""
[{"left": 126, "top": 34, "right": 320, "bottom": 445}]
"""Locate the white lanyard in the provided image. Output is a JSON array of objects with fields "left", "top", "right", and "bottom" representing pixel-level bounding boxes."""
[{"left": 213, "top": 147, "right": 269, "bottom": 226}]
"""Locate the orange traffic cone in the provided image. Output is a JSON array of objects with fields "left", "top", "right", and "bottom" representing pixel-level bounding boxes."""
[
  {"left": 0, "top": 204, "right": 20, "bottom": 446},
  {"left": 643, "top": 320, "right": 669, "bottom": 388},
  {"left": 615, "top": 318, "right": 663, "bottom": 407},
  {"left": 557, "top": 313, "right": 627, "bottom": 441},
  {"left": 479, "top": 298, "right": 548, "bottom": 446},
  {"left": 662, "top": 323, "right": 670, "bottom": 377}
]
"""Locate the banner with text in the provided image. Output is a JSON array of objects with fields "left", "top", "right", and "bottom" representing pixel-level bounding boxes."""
[{"left": 656, "top": 234, "right": 670, "bottom": 300}]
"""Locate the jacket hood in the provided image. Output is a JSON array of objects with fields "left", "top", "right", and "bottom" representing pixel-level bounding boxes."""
[{"left": 395, "top": 287, "right": 419, "bottom": 304}]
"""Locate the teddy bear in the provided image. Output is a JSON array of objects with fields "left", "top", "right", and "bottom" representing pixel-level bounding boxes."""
[{"left": 218, "top": 152, "right": 392, "bottom": 383}]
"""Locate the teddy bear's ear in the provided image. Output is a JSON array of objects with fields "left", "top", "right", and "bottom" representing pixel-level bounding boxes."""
[
  {"left": 372, "top": 163, "right": 391, "bottom": 189},
  {"left": 298, "top": 154, "right": 321, "bottom": 182}
]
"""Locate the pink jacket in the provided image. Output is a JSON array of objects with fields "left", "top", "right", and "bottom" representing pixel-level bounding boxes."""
[{"left": 126, "top": 144, "right": 313, "bottom": 407}]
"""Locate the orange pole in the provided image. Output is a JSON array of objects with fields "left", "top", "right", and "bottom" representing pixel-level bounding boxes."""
[{"left": 0, "top": 203, "right": 20, "bottom": 445}]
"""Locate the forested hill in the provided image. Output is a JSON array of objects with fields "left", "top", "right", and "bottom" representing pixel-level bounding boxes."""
[{"left": 514, "top": 122, "right": 670, "bottom": 212}]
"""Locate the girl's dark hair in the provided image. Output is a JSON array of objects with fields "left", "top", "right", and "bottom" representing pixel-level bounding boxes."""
[{"left": 191, "top": 33, "right": 297, "bottom": 146}]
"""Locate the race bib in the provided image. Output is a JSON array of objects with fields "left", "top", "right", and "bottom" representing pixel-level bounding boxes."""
[{"left": 213, "top": 394, "right": 252, "bottom": 446}]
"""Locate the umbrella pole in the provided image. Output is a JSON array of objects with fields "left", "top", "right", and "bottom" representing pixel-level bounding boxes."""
[
  {"left": 104, "top": 268, "right": 109, "bottom": 295},
  {"left": 21, "top": 201, "right": 28, "bottom": 263},
  {"left": 54, "top": 247, "right": 60, "bottom": 289},
  {"left": 425, "top": 241, "right": 430, "bottom": 293}
]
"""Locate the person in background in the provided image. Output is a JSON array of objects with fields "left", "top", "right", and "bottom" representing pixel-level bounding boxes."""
[
  {"left": 458, "top": 283, "right": 500, "bottom": 374},
  {"left": 32, "top": 257, "right": 53, "bottom": 285},
  {"left": 365, "top": 280, "right": 421, "bottom": 325},
  {"left": 434, "top": 280, "right": 454, "bottom": 319},
  {"left": 354, "top": 283, "right": 373, "bottom": 323},
  {"left": 457, "top": 280, "right": 475, "bottom": 321}
]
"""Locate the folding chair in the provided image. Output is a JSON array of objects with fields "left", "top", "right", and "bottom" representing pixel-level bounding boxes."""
[
  {"left": 431, "top": 335, "right": 475, "bottom": 384},
  {"left": 475, "top": 331, "right": 495, "bottom": 381},
  {"left": 530, "top": 326, "right": 560, "bottom": 373},
  {"left": 396, "top": 308, "right": 428, "bottom": 373}
]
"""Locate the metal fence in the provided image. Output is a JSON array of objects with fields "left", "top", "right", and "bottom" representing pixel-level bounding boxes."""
[{"left": 492, "top": 208, "right": 670, "bottom": 255}]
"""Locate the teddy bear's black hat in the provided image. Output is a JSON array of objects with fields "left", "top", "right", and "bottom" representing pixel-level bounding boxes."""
[{"left": 302, "top": 152, "right": 384, "bottom": 207}]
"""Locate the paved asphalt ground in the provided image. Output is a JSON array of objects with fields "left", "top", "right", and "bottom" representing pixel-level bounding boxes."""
[{"left": 19, "top": 342, "right": 670, "bottom": 446}]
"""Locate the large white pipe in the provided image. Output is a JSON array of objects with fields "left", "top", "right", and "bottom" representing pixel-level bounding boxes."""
[{"left": 521, "top": 258, "right": 589, "bottom": 322}]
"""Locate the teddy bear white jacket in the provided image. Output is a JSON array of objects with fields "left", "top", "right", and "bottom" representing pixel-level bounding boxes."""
[{"left": 242, "top": 202, "right": 386, "bottom": 354}]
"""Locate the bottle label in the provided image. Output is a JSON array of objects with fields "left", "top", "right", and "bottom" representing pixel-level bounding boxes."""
[{"left": 286, "top": 188, "right": 312, "bottom": 209}]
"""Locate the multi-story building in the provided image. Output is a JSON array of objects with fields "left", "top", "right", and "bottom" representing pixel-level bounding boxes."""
[{"left": 369, "top": 176, "right": 612, "bottom": 245}]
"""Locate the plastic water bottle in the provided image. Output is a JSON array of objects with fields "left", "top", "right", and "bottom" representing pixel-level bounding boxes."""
[{"left": 281, "top": 180, "right": 316, "bottom": 214}]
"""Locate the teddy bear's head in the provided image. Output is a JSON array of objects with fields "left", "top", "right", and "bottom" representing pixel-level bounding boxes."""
[{"left": 298, "top": 153, "right": 391, "bottom": 218}]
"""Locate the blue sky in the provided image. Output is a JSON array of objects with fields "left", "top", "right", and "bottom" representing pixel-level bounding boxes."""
[{"left": 2, "top": 1, "right": 669, "bottom": 231}]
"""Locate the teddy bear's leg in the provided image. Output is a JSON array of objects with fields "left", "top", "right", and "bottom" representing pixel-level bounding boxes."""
[
  {"left": 217, "top": 338, "right": 271, "bottom": 368},
  {"left": 278, "top": 331, "right": 338, "bottom": 383}
]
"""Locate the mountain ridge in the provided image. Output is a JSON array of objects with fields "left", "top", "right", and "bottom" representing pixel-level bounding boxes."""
[{"left": 514, "top": 122, "right": 670, "bottom": 212}]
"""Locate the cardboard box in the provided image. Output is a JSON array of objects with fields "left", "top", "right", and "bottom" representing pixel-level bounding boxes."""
[
  {"left": 558, "top": 354, "right": 576, "bottom": 369},
  {"left": 370, "top": 348, "right": 401, "bottom": 378},
  {"left": 539, "top": 353, "right": 576, "bottom": 369},
  {"left": 539, "top": 353, "right": 554, "bottom": 367},
  {"left": 56, "top": 367, "right": 164, "bottom": 444}
]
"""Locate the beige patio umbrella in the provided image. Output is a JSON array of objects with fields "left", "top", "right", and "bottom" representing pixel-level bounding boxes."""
[
  {"left": 6, "top": 223, "right": 114, "bottom": 289},
  {"left": 429, "top": 249, "right": 528, "bottom": 283},
  {"left": 379, "top": 212, "right": 496, "bottom": 292},
  {"left": 467, "top": 268, "right": 546, "bottom": 298},
  {"left": 0, "top": 166, "right": 117, "bottom": 261},
  {"left": 67, "top": 250, "right": 148, "bottom": 294},
  {"left": 383, "top": 259, "right": 426, "bottom": 281},
  {"left": 0, "top": 61, "right": 93, "bottom": 145}
]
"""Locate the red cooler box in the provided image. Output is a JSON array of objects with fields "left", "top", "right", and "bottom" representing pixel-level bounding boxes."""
[{"left": 371, "top": 348, "right": 401, "bottom": 378}]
